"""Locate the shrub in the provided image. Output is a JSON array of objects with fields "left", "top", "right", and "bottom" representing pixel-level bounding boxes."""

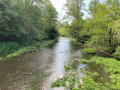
[
  {"left": 92, "top": 72, "right": 99, "bottom": 77},
  {"left": 82, "top": 48, "right": 97, "bottom": 54},
  {"left": 64, "top": 65, "right": 70, "bottom": 72},
  {"left": 78, "top": 83, "right": 82, "bottom": 88},
  {"left": 51, "top": 76, "right": 68, "bottom": 88},
  {"left": 72, "top": 87, "right": 79, "bottom": 90},
  {"left": 113, "top": 46, "right": 120, "bottom": 59},
  {"left": 82, "top": 76, "right": 96, "bottom": 90},
  {"left": 91, "top": 56, "right": 120, "bottom": 89},
  {"left": 0, "top": 42, "right": 21, "bottom": 56},
  {"left": 79, "top": 59, "right": 88, "bottom": 64}
]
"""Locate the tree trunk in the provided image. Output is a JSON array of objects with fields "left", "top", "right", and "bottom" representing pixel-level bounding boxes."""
[{"left": 109, "top": 28, "right": 112, "bottom": 47}]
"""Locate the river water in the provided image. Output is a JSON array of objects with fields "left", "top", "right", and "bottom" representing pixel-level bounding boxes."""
[{"left": 0, "top": 37, "right": 109, "bottom": 90}]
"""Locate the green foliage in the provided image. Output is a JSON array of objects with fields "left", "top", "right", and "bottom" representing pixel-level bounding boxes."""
[
  {"left": 92, "top": 72, "right": 99, "bottom": 77},
  {"left": 51, "top": 76, "right": 68, "bottom": 88},
  {"left": 0, "top": 42, "right": 21, "bottom": 56},
  {"left": 91, "top": 56, "right": 120, "bottom": 74},
  {"left": 0, "top": 0, "right": 58, "bottom": 56},
  {"left": 110, "top": 20, "right": 120, "bottom": 45},
  {"left": 62, "top": 0, "right": 120, "bottom": 55},
  {"left": 82, "top": 48, "right": 97, "bottom": 54},
  {"left": 79, "top": 59, "right": 88, "bottom": 64},
  {"left": 68, "top": 77, "right": 76, "bottom": 89},
  {"left": 64, "top": 65, "right": 70, "bottom": 72},
  {"left": 0, "top": 0, "right": 58, "bottom": 43},
  {"left": 48, "top": 26, "right": 59, "bottom": 39},
  {"left": 91, "top": 56, "right": 120, "bottom": 89},
  {"left": 59, "top": 27, "right": 69, "bottom": 37},
  {"left": 82, "top": 76, "right": 96, "bottom": 90},
  {"left": 72, "top": 87, "right": 79, "bottom": 90},
  {"left": 6, "top": 40, "right": 55, "bottom": 58},
  {"left": 78, "top": 83, "right": 82, "bottom": 89},
  {"left": 113, "top": 46, "right": 120, "bottom": 59},
  {"left": 51, "top": 79, "right": 61, "bottom": 88}
]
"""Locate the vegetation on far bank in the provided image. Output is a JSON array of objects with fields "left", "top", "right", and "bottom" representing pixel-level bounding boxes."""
[
  {"left": 57, "top": 0, "right": 120, "bottom": 59},
  {"left": 0, "top": 0, "right": 59, "bottom": 58},
  {"left": 0, "top": 40, "right": 56, "bottom": 60},
  {"left": 6, "top": 40, "right": 56, "bottom": 58}
]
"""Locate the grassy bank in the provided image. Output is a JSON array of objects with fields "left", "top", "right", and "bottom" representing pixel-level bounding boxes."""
[
  {"left": 50, "top": 45, "right": 120, "bottom": 89},
  {"left": 91, "top": 56, "right": 120, "bottom": 89},
  {"left": 0, "top": 40, "right": 56, "bottom": 59},
  {"left": 51, "top": 55, "right": 120, "bottom": 90},
  {"left": 51, "top": 60, "right": 103, "bottom": 90}
]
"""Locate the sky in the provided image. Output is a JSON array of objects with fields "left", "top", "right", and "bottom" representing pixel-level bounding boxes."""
[
  {"left": 50, "top": 0, "right": 66, "bottom": 21},
  {"left": 49, "top": 0, "right": 93, "bottom": 21}
]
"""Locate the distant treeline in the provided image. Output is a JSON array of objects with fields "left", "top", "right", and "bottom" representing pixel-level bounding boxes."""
[{"left": 58, "top": 0, "right": 120, "bottom": 59}]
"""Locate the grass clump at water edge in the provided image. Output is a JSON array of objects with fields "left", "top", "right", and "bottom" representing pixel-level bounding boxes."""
[
  {"left": 6, "top": 40, "right": 55, "bottom": 58},
  {"left": 82, "top": 48, "right": 97, "bottom": 54}
]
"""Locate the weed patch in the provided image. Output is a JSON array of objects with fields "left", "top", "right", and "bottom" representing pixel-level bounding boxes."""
[{"left": 82, "top": 48, "right": 97, "bottom": 54}]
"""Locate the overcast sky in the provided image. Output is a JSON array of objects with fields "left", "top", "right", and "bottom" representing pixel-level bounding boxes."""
[
  {"left": 50, "top": 0, "right": 66, "bottom": 21},
  {"left": 49, "top": 0, "right": 92, "bottom": 21}
]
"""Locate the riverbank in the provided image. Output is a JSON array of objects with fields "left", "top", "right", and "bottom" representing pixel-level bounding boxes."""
[
  {"left": 0, "top": 37, "right": 73, "bottom": 90},
  {"left": 0, "top": 40, "right": 56, "bottom": 60},
  {"left": 51, "top": 52, "right": 120, "bottom": 89}
]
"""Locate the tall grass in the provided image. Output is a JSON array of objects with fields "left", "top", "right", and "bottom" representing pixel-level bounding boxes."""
[
  {"left": 0, "top": 40, "right": 55, "bottom": 58},
  {"left": 0, "top": 42, "right": 22, "bottom": 56},
  {"left": 6, "top": 40, "right": 55, "bottom": 58}
]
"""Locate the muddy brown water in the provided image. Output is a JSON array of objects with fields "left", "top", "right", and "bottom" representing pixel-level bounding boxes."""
[{"left": 0, "top": 37, "right": 109, "bottom": 90}]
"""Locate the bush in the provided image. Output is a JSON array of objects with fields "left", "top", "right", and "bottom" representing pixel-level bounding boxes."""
[
  {"left": 82, "top": 76, "right": 96, "bottom": 90},
  {"left": 79, "top": 59, "right": 88, "bottom": 64},
  {"left": 113, "top": 46, "right": 120, "bottom": 59},
  {"left": 92, "top": 72, "right": 99, "bottom": 77},
  {"left": 83, "top": 48, "right": 97, "bottom": 54},
  {"left": 64, "top": 65, "right": 70, "bottom": 72},
  {"left": 51, "top": 76, "right": 68, "bottom": 88},
  {"left": 0, "top": 42, "right": 21, "bottom": 56},
  {"left": 72, "top": 87, "right": 79, "bottom": 90},
  {"left": 48, "top": 26, "right": 59, "bottom": 39}
]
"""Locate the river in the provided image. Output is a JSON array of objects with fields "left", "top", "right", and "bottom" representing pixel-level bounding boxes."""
[{"left": 0, "top": 37, "right": 109, "bottom": 90}]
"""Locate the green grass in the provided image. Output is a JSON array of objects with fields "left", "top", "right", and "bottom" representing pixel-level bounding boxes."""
[{"left": 6, "top": 40, "right": 55, "bottom": 58}]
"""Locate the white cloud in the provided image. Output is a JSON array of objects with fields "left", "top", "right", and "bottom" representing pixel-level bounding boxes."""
[
  {"left": 50, "top": 0, "right": 66, "bottom": 21},
  {"left": 50, "top": 0, "right": 92, "bottom": 21},
  {"left": 83, "top": 14, "right": 92, "bottom": 20}
]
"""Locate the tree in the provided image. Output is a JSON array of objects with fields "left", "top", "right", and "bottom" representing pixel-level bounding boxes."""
[
  {"left": 0, "top": 0, "right": 58, "bottom": 43},
  {"left": 44, "top": 0, "right": 58, "bottom": 39},
  {"left": 65, "top": 0, "right": 85, "bottom": 21},
  {"left": 64, "top": 0, "right": 85, "bottom": 39}
]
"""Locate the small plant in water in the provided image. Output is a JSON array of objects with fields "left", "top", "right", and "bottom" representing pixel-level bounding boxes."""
[
  {"left": 79, "top": 59, "right": 88, "bottom": 64},
  {"left": 64, "top": 65, "right": 70, "bottom": 72},
  {"left": 82, "top": 48, "right": 97, "bottom": 54},
  {"left": 51, "top": 76, "right": 68, "bottom": 88},
  {"left": 72, "top": 87, "right": 79, "bottom": 90},
  {"left": 92, "top": 72, "right": 99, "bottom": 77}
]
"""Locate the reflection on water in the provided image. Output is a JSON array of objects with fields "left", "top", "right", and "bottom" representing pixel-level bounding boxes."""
[
  {"left": 0, "top": 37, "right": 109, "bottom": 90},
  {"left": 43, "top": 37, "right": 71, "bottom": 90}
]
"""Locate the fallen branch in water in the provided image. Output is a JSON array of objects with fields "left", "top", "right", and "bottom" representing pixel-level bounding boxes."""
[{"left": 96, "top": 49, "right": 113, "bottom": 57}]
